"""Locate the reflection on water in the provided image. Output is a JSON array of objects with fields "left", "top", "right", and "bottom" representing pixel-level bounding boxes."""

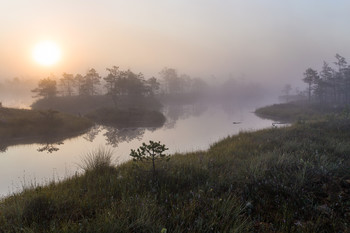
[
  {"left": 0, "top": 103, "right": 276, "bottom": 197},
  {"left": 37, "top": 142, "right": 63, "bottom": 153},
  {"left": 0, "top": 143, "right": 8, "bottom": 153},
  {"left": 103, "top": 127, "right": 145, "bottom": 147},
  {"left": 83, "top": 125, "right": 101, "bottom": 142},
  {"left": 81, "top": 103, "right": 208, "bottom": 148},
  {"left": 163, "top": 104, "right": 208, "bottom": 129}
]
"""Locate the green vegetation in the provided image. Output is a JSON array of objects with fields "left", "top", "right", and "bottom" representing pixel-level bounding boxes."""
[
  {"left": 1, "top": 103, "right": 349, "bottom": 232},
  {"left": 0, "top": 107, "right": 93, "bottom": 143},
  {"left": 255, "top": 102, "right": 344, "bottom": 122},
  {"left": 130, "top": 141, "right": 169, "bottom": 176}
]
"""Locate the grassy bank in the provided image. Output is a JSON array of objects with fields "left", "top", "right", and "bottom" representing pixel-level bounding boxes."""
[
  {"left": 0, "top": 107, "right": 93, "bottom": 144},
  {"left": 1, "top": 110, "right": 349, "bottom": 232},
  {"left": 255, "top": 102, "right": 345, "bottom": 122}
]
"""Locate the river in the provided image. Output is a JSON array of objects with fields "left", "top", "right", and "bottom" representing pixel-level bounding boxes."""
[{"left": 0, "top": 102, "right": 275, "bottom": 197}]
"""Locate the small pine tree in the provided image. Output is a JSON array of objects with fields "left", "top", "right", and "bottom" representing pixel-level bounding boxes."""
[{"left": 130, "top": 141, "right": 169, "bottom": 176}]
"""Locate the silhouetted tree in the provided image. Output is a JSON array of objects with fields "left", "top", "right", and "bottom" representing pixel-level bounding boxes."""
[
  {"left": 104, "top": 66, "right": 120, "bottom": 95},
  {"left": 320, "top": 62, "right": 334, "bottom": 103},
  {"left": 124, "top": 71, "right": 147, "bottom": 96},
  {"left": 303, "top": 68, "right": 318, "bottom": 102},
  {"left": 303, "top": 54, "right": 350, "bottom": 105},
  {"left": 74, "top": 74, "right": 84, "bottom": 96},
  {"left": 32, "top": 77, "right": 57, "bottom": 99},
  {"left": 146, "top": 77, "right": 160, "bottom": 95},
  {"left": 334, "top": 54, "right": 347, "bottom": 103},
  {"left": 334, "top": 53, "right": 347, "bottom": 72},
  {"left": 60, "top": 73, "right": 75, "bottom": 96},
  {"left": 81, "top": 68, "right": 101, "bottom": 96}
]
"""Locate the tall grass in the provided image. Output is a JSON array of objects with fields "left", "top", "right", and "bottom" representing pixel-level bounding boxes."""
[{"left": 79, "top": 147, "right": 115, "bottom": 172}]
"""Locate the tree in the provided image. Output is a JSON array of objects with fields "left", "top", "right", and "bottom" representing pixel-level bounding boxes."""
[
  {"left": 320, "top": 62, "right": 334, "bottom": 103},
  {"left": 159, "top": 67, "right": 181, "bottom": 94},
  {"left": 333, "top": 54, "right": 347, "bottom": 103},
  {"left": 60, "top": 73, "right": 75, "bottom": 96},
  {"left": 303, "top": 68, "right": 318, "bottom": 102},
  {"left": 124, "top": 71, "right": 147, "bottom": 96},
  {"left": 334, "top": 53, "right": 347, "bottom": 72},
  {"left": 104, "top": 66, "right": 120, "bottom": 95},
  {"left": 74, "top": 74, "right": 84, "bottom": 96},
  {"left": 81, "top": 68, "right": 101, "bottom": 96},
  {"left": 32, "top": 77, "right": 57, "bottom": 99},
  {"left": 146, "top": 77, "right": 160, "bottom": 95},
  {"left": 130, "top": 141, "right": 169, "bottom": 176}
]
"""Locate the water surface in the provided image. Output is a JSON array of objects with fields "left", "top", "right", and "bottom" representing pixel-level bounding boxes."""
[{"left": 0, "top": 103, "right": 275, "bottom": 197}]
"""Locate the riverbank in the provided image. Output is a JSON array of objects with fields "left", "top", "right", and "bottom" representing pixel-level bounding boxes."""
[
  {"left": 0, "top": 104, "right": 349, "bottom": 232},
  {"left": 254, "top": 102, "right": 344, "bottom": 122}
]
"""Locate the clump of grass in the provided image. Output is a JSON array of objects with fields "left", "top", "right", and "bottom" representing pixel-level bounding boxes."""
[{"left": 79, "top": 147, "right": 115, "bottom": 172}]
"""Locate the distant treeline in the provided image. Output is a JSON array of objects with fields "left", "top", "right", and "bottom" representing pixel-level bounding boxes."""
[
  {"left": 303, "top": 54, "right": 350, "bottom": 105},
  {"left": 31, "top": 67, "right": 265, "bottom": 104},
  {"left": 31, "top": 67, "right": 208, "bottom": 100}
]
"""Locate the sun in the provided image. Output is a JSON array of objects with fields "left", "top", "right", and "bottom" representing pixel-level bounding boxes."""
[{"left": 32, "top": 41, "right": 61, "bottom": 66}]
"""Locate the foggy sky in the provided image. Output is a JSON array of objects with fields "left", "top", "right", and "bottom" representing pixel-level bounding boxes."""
[{"left": 1, "top": 0, "right": 350, "bottom": 88}]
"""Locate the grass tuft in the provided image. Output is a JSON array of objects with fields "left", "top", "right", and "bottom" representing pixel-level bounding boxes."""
[{"left": 79, "top": 147, "right": 115, "bottom": 172}]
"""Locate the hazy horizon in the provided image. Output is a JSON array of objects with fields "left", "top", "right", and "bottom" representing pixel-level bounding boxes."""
[{"left": 1, "top": 0, "right": 350, "bottom": 90}]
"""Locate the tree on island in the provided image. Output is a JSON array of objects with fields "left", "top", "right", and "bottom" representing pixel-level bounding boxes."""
[
  {"left": 81, "top": 68, "right": 101, "bottom": 96},
  {"left": 104, "top": 66, "right": 120, "bottom": 95},
  {"left": 60, "top": 73, "right": 75, "bottom": 96},
  {"left": 146, "top": 77, "right": 160, "bottom": 96},
  {"left": 32, "top": 77, "right": 58, "bottom": 99}
]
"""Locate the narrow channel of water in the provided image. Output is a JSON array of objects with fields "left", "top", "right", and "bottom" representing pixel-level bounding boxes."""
[{"left": 0, "top": 103, "right": 276, "bottom": 197}]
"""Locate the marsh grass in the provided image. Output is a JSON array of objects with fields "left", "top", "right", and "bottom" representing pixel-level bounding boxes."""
[
  {"left": 255, "top": 102, "right": 342, "bottom": 122},
  {"left": 79, "top": 147, "right": 115, "bottom": 172},
  {"left": 0, "top": 105, "right": 350, "bottom": 232}
]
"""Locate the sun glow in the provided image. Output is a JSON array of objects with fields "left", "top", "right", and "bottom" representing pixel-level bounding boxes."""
[{"left": 32, "top": 41, "right": 61, "bottom": 66}]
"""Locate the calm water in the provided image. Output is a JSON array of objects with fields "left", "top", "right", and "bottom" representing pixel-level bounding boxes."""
[{"left": 0, "top": 103, "right": 275, "bottom": 197}]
